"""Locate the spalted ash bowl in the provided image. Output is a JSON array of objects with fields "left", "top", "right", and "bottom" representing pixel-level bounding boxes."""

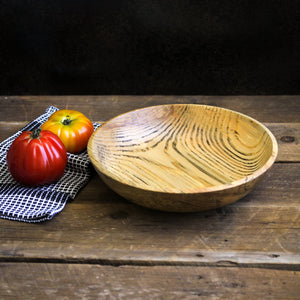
[{"left": 88, "top": 104, "right": 278, "bottom": 212}]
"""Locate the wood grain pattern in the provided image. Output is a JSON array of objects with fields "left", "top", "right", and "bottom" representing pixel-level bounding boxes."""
[
  {"left": 1, "top": 95, "right": 299, "bottom": 123},
  {"left": 1, "top": 263, "right": 299, "bottom": 299},
  {"left": 1, "top": 164, "right": 299, "bottom": 268},
  {"left": 267, "top": 123, "right": 300, "bottom": 162},
  {"left": 0, "top": 96, "right": 299, "bottom": 299},
  {"left": 1, "top": 122, "right": 299, "bottom": 162},
  {"left": 88, "top": 104, "right": 278, "bottom": 212}
]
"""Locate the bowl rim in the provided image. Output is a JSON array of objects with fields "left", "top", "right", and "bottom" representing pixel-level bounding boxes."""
[{"left": 88, "top": 104, "right": 278, "bottom": 194}]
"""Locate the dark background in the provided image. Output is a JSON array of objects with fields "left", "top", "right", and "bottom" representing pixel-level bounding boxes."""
[{"left": 0, "top": 0, "right": 299, "bottom": 95}]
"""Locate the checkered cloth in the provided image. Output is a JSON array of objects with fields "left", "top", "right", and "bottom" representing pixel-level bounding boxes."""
[{"left": 0, "top": 106, "right": 100, "bottom": 223}]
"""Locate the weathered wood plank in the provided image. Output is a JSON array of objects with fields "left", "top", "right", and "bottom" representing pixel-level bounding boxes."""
[
  {"left": 1, "top": 263, "right": 299, "bottom": 299},
  {"left": 1, "top": 122, "right": 299, "bottom": 162},
  {"left": 266, "top": 123, "right": 300, "bottom": 162},
  {"left": 0, "top": 95, "right": 299, "bottom": 123},
  {"left": 0, "top": 164, "right": 299, "bottom": 268},
  {"left": 0, "top": 122, "right": 27, "bottom": 142},
  {"left": 0, "top": 96, "right": 298, "bottom": 297}
]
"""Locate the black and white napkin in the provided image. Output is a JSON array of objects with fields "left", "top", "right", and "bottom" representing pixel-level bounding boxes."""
[{"left": 0, "top": 106, "right": 100, "bottom": 223}]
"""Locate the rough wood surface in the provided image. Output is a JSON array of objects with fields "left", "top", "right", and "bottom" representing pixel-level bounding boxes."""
[
  {"left": 0, "top": 96, "right": 299, "bottom": 299},
  {"left": 1, "top": 263, "right": 299, "bottom": 299},
  {"left": 1, "top": 95, "right": 299, "bottom": 122},
  {"left": 0, "top": 164, "right": 299, "bottom": 269},
  {"left": 266, "top": 123, "right": 300, "bottom": 162}
]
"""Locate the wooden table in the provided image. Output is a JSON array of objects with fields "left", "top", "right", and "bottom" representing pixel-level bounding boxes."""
[{"left": 1, "top": 96, "right": 299, "bottom": 299}]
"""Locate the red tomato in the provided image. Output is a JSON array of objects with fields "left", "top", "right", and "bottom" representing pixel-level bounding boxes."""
[
  {"left": 41, "top": 110, "right": 94, "bottom": 153},
  {"left": 6, "top": 129, "right": 68, "bottom": 186}
]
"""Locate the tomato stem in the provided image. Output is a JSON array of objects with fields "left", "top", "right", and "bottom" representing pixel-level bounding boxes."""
[
  {"left": 62, "top": 115, "right": 72, "bottom": 125},
  {"left": 31, "top": 128, "right": 41, "bottom": 139}
]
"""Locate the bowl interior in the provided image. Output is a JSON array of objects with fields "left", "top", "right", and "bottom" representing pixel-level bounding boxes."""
[{"left": 88, "top": 104, "right": 277, "bottom": 193}]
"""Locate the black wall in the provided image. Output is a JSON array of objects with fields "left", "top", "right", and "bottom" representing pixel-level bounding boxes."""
[{"left": 0, "top": 0, "right": 299, "bottom": 95}]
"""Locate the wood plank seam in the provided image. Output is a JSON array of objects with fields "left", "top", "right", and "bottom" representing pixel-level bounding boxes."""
[{"left": 0, "top": 257, "right": 299, "bottom": 272}]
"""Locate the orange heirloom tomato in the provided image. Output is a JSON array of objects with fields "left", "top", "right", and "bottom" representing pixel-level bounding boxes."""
[{"left": 41, "top": 110, "right": 94, "bottom": 153}]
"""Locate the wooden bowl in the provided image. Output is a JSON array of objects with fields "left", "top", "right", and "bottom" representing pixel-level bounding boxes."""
[{"left": 88, "top": 104, "right": 278, "bottom": 212}]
